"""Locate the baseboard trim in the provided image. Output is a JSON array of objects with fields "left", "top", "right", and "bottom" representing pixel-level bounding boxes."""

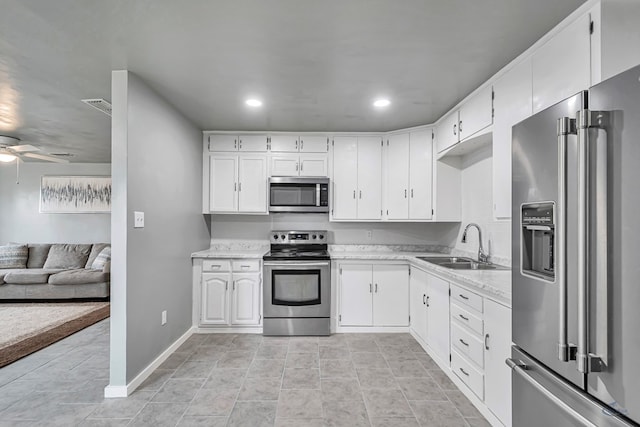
[
  {"left": 193, "top": 327, "right": 262, "bottom": 334},
  {"left": 336, "top": 326, "right": 410, "bottom": 333},
  {"left": 104, "top": 326, "right": 195, "bottom": 398}
]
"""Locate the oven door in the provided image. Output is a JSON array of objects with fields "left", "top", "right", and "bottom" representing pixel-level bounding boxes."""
[{"left": 263, "top": 261, "right": 330, "bottom": 318}]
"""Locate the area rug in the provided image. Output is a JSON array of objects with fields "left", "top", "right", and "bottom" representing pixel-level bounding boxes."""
[{"left": 0, "top": 302, "right": 110, "bottom": 367}]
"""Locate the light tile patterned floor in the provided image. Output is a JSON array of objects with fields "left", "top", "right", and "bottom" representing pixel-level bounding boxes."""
[{"left": 0, "top": 320, "right": 490, "bottom": 426}]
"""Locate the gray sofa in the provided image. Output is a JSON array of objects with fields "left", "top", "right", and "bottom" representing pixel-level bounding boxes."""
[{"left": 0, "top": 243, "right": 110, "bottom": 300}]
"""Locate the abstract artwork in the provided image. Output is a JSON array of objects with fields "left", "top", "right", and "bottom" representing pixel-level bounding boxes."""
[{"left": 40, "top": 176, "right": 111, "bottom": 213}]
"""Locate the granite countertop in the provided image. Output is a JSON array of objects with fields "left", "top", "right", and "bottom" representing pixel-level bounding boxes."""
[
  {"left": 191, "top": 240, "right": 269, "bottom": 259},
  {"left": 329, "top": 245, "right": 512, "bottom": 307}
]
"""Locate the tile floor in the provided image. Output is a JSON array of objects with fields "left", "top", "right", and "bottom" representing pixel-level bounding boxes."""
[{"left": 0, "top": 320, "right": 490, "bottom": 426}]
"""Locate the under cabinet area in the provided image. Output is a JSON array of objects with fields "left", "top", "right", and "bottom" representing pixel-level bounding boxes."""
[
  {"left": 337, "top": 263, "right": 409, "bottom": 328},
  {"left": 195, "top": 258, "right": 262, "bottom": 328}
]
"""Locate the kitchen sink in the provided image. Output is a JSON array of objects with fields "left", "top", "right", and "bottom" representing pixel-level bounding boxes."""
[{"left": 416, "top": 256, "right": 509, "bottom": 271}]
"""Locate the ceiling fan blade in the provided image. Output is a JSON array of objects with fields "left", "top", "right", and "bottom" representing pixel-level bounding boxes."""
[
  {"left": 22, "top": 152, "right": 69, "bottom": 163},
  {"left": 10, "top": 144, "right": 40, "bottom": 153}
]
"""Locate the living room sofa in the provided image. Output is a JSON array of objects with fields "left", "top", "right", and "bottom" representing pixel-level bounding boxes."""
[{"left": 0, "top": 243, "right": 110, "bottom": 300}]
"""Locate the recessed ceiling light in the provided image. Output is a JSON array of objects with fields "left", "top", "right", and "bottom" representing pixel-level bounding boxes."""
[
  {"left": 245, "top": 99, "right": 263, "bottom": 107},
  {"left": 373, "top": 99, "right": 391, "bottom": 108}
]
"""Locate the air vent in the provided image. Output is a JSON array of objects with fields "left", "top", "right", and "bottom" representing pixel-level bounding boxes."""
[
  {"left": 81, "top": 98, "right": 112, "bottom": 117},
  {"left": 49, "top": 153, "right": 75, "bottom": 157}
]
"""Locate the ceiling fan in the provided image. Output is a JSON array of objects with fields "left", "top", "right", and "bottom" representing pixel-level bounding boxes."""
[{"left": 0, "top": 135, "right": 70, "bottom": 164}]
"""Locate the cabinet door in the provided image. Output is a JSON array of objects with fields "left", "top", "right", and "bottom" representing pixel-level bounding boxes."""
[
  {"left": 339, "top": 264, "right": 373, "bottom": 326},
  {"left": 373, "top": 265, "right": 409, "bottom": 326},
  {"left": 458, "top": 85, "right": 493, "bottom": 141},
  {"left": 299, "top": 154, "right": 328, "bottom": 177},
  {"left": 209, "top": 155, "right": 237, "bottom": 212},
  {"left": 299, "top": 135, "right": 328, "bottom": 153},
  {"left": 208, "top": 134, "right": 238, "bottom": 152},
  {"left": 238, "top": 155, "right": 267, "bottom": 213},
  {"left": 484, "top": 300, "right": 512, "bottom": 427},
  {"left": 332, "top": 137, "right": 358, "bottom": 220},
  {"left": 238, "top": 135, "right": 268, "bottom": 152},
  {"left": 386, "top": 133, "right": 410, "bottom": 219},
  {"left": 532, "top": 12, "right": 591, "bottom": 114},
  {"left": 435, "top": 110, "right": 459, "bottom": 153},
  {"left": 357, "top": 137, "right": 382, "bottom": 220},
  {"left": 426, "top": 274, "right": 450, "bottom": 364},
  {"left": 201, "top": 272, "right": 230, "bottom": 325},
  {"left": 408, "top": 130, "right": 433, "bottom": 220},
  {"left": 270, "top": 154, "right": 300, "bottom": 176},
  {"left": 493, "top": 58, "right": 532, "bottom": 219},
  {"left": 270, "top": 135, "right": 299, "bottom": 152},
  {"left": 409, "top": 267, "right": 428, "bottom": 342},
  {"left": 230, "top": 273, "right": 261, "bottom": 325}
]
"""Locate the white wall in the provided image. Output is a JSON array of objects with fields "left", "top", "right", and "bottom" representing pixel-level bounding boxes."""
[
  {"left": 109, "top": 70, "right": 210, "bottom": 388},
  {"left": 452, "top": 145, "right": 511, "bottom": 262},
  {"left": 210, "top": 214, "right": 460, "bottom": 247},
  {"left": 0, "top": 162, "right": 111, "bottom": 244}
]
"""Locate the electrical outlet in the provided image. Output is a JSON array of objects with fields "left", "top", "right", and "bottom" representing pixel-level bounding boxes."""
[
  {"left": 134, "top": 211, "right": 144, "bottom": 228},
  {"left": 366, "top": 230, "right": 372, "bottom": 240},
  {"left": 161, "top": 310, "right": 167, "bottom": 325}
]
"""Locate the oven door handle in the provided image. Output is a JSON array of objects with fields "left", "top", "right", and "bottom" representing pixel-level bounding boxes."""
[{"left": 263, "top": 261, "right": 330, "bottom": 267}]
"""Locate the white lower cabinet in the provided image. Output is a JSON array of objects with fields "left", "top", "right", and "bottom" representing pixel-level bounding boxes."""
[
  {"left": 484, "top": 299, "right": 512, "bottom": 427},
  {"left": 338, "top": 263, "right": 409, "bottom": 327},
  {"left": 199, "top": 259, "right": 261, "bottom": 327}
]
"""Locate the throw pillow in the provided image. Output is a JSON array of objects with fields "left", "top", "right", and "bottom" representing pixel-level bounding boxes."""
[
  {"left": 91, "top": 246, "right": 111, "bottom": 270},
  {"left": 0, "top": 244, "right": 28, "bottom": 269},
  {"left": 43, "top": 244, "right": 92, "bottom": 269},
  {"left": 85, "top": 243, "right": 110, "bottom": 268}
]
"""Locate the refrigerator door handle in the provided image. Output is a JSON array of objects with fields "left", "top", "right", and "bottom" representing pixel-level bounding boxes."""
[
  {"left": 557, "top": 117, "right": 577, "bottom": 363},
  {"left": 506, "top": 358, "right": 599, "bottom": 427},
  {"left": 576, "top": 109, "right": 604, "bottom": 374}
]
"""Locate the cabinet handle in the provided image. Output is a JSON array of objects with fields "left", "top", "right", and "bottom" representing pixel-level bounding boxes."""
[
  {"left": 459, "top": 120, "right": 463, "bottom": 133},
  {"left": 238, "top": 182, "right": 242, "bottom": 192},
  {"left": 426, "top": 296, "right": 430, "bottom": 307},
  {"left": 234, "top": 139, "right": 237, "bottom": 149},
  {"left": 295, "top": 140, "right": 298, "bottom": 150},
  {"left": 411, "top": 189, "right": 414, "bottom": 198},
  {"left": 232, "top": 281, "right": 235, "bottom": 291},
  {"left": 459, "top": 294, "right": 469, "bottom": 300},
  {"left": 369, "top": 283, "right": 372, "bottom": 293},
  {"left": 459, "top": 338, "right": 469, "bottom": 347},
  {"left": 359, "top": 190, "right": 362, "bottom": 199},
  {"left": 234, "top": 182, "right": 237, "bottom": 191},
  {"left": 300, "top": 162, "right": 303, "bottom": 172},
  {"left": 458, "top": 314, "right": 469, "bottom": 321},
  {"left": 353, "top": 190, "right": 356, "bottom": 199},
  {"left": 423, "top": 294, "right": 426, "bottom": 305},
  {"left": 239, "top": 139, "right": 242, "bottom": 149},
  {"left": 459, "top": 367, "right": 470, "bottom": 377},
  {"left": 225, "top": 281, "right": 228, "bottom": 291},
  {"left": 296, "top": 162, "right": 299, "bottom": 171},
  {"left": 485, "top": 333, "right": 490, "bottom": 350},
  {"left": 453, "top": 124, "right": 457, "bottom": 136},
  {"left": 375, "top": 283, "right": 378, "bottom": 293},
  {"left": 404, "top": 189, "right": 407, "bottom": 198},
  {"left": 300, "top": 140, "right": 304, "bottom": 150}
]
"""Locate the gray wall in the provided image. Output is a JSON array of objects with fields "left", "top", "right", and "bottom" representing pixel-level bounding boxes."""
[
  {"left": 0, "top": 162, "right": 111, "bottom": 244},
  {"left": 211, "top": 214, "right": 460, "bottom": 246},
  {"left": 110, "top": 71, "right": 209, "bottom": 386}
]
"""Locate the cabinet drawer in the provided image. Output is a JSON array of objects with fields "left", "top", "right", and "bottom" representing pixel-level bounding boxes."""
[
  {"left": 451, "top": 349, "right": 484, "bottom": 400},
  {"left": 451, "top": 303, "right": 483, "bottom": 336},
  {"left": 451, "top": 322, "right": 484, "bottom": 369},
  {"left": 202, "top": 260, "right": 231, "bottom": 272},
  {"left": 451, "top": 284, "right": 483, "bottom": 313},
  {"left": 232, "top": 260, "right": 260, "bottom": 272}
]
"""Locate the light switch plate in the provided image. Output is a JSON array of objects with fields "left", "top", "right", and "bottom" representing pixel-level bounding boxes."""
[{"left": 134, "top": 211, "right": 144, "bottom": 228}]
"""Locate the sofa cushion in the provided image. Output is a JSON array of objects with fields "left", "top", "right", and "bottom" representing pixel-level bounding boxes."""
[
  {"left": 91, "top": 246, "right": 111, "bottom": 270},
  {"left": 26, "top": 244, "right": 53, "bottom": 268},
  {"left": 0, "top": 245, "right": 28, "bottom": 269},
  {"left": 43, "top": 244, "right": 91, "bottom": 269},
  {"left": 85, "top": 243, "right": 110, "bottom": 268},
  {"left": 3, "top": 269, "right": 64, "bottom": 284},
  {"left": 0, "top": 269, "right": 28, "bottom": 285},
  {"left": 48, "top": 269, "right": 110, "bottom": 285}
]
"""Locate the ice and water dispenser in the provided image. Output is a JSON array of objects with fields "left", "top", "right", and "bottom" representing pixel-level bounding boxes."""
[{"left": 521, "top": 203, "right": 555, "bottom": 281}]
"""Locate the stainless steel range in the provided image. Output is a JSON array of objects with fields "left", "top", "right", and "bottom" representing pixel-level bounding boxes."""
[{"left": 263, "top": 230, "right": 330, "bottom": 336}]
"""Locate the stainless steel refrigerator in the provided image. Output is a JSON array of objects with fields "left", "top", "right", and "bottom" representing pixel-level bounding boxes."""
[{"left": 510, "top": 63, "right": 640, "bottom": 427}]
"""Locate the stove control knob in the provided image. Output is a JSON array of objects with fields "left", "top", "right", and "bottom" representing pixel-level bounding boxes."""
[
  {"left": 273, "top": 234, "right": 278, "bottom": 240},
  {"left": 281, "top": 234, "right": 286, "bottom": 240},
  {"left": 312, "top": 234, "right": 317, "bottom": 239},
  {"left": 319, "top": 234, "right": 324, "bottom": 240}
]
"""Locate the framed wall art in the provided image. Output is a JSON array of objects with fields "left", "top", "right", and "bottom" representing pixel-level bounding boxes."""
[{"left": 40, "top": 176, "right": 112, "bottom": 213}]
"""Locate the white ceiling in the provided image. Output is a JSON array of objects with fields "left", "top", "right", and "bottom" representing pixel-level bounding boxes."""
[{"left": 0, "top": 0, "right": 585, "bottom": 162}]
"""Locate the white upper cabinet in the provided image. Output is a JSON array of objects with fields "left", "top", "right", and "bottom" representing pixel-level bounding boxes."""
[
  {"left": 332, "top": 136, "right": 382, "bottom": 220},
  {"left": 269, "top": 135, "right": 329, "bottom": 153},
  {"left": 238, "top": 155, "right": 268, "bottom": 213},
  {"left": 208, "top": 154, "right": 267, "bottom": 214},
  {"left": 458, "top": 85, "right": 493, "bottom": 141},
  {"left": 299, "top": 154, "right": 328, "bottom": 176},
  {"left": 386, "top": 131, "right": 433, "bottom": 220},
  {"left": 386, "top": 133, "right": 410, "bottom": 219},
  {"left": 270, "top": 154, "right": 300, "bottom": 177},
  {"left": 207, "top": 134, "right": 269, "bottom": 152},
  {"left": 493, "top": 58, "right": 533, "bottom": 219},
  {"left": 436, "top": 111, "right": 460, "bottom": 153},
  {"left": 532, "top": 12, "right": 591, "bottom": 114}
]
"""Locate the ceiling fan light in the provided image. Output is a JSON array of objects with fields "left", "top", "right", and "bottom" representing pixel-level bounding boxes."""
[{"left": 0, "top": 153, "right": 17, "bottom": 162}]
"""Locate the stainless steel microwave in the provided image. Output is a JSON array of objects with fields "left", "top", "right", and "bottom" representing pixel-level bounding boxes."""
[{"left": 269, "top": 177, "right": 329, "bottom": 213}]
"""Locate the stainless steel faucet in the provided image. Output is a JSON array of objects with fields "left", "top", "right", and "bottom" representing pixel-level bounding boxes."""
[{"left": 461, "top": 223, "right": 489, "bottom": 264}]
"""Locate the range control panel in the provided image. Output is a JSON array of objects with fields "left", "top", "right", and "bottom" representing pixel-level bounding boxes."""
[{"left": 270, "top": 230, "right": 327, "bottom": 244}]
